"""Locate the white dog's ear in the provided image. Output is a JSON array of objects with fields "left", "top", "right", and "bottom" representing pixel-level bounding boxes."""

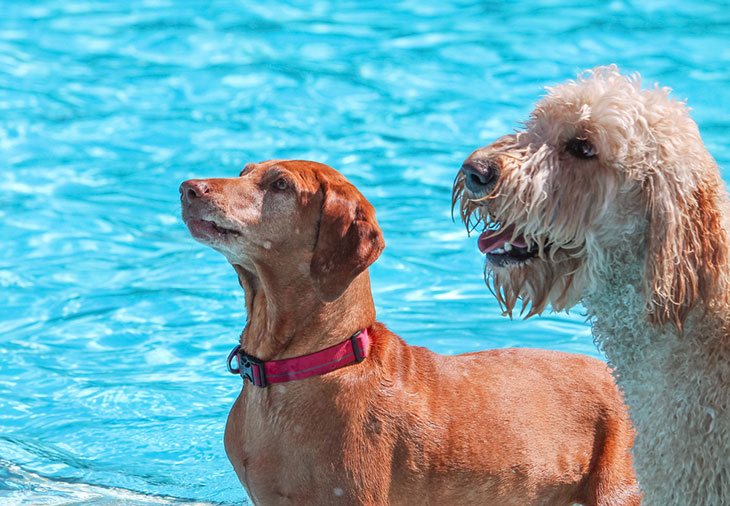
[{"left": 645, "top": 162, "right": 728, "bottom": 329}]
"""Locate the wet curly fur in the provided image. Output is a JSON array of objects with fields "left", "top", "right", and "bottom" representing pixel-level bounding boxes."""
[{"left": 454, "top": 66, "right": 730, "bottom": 505}]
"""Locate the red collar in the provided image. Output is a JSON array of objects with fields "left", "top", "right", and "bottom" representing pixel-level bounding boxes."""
[{"left": 226, "top": 329, "right": 371, "bottom": 387}]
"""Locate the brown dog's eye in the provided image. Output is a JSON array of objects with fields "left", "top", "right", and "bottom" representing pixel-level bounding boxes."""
[
  {"left": 272, "top": 178, "right": 289, "bottom": 191},
  {"left": 566, "top": 138, "right": 597, "bottom": 159}
]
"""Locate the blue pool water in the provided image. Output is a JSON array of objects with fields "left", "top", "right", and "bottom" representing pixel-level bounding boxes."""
[{"left": 2, "top": 1, "right": 730, "bottom": 504}]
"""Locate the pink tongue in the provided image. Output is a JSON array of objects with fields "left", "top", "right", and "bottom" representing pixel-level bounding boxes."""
[{"left": 478, "top": 227, "right": 527, "bottom": 254}]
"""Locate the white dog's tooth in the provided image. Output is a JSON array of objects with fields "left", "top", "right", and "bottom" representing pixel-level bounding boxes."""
[{"left": 504, "top": 242, "right": 512, "bottom": 252}]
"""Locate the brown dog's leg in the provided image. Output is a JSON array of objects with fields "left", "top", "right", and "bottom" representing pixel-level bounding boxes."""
[{"left": 581, "top": 418, "right": 642, "bottom": 506}]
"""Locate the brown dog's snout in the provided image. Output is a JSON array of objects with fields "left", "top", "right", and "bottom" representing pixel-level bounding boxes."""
[
  {"left": 180, "top": 179, "right": 210, "bottom": 203},
  {"left": 461, "top": 158, "right": 499, "bottom": 196}
]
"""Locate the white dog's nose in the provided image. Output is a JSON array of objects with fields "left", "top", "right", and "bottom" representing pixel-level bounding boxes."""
[{"left": 461, "top": 159, "right": 499, "bottom": 196}]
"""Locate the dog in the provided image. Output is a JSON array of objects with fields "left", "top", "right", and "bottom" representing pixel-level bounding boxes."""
[
  {"left": 181, "top": 159, "right": 638, "bottom": 505},
  {"left": 454, "top": 65, "right": 730, "bottom": 505}
]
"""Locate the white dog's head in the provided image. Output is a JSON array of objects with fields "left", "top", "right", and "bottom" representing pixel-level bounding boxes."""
[{"left": 454, "top": 66, "right": 727, "bottom": 328}]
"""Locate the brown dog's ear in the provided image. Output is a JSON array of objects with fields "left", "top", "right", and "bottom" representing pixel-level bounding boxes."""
[
  {"left": 645, "top": 163, "right": 728, "bottom": 329},
  {"left": 310, "top": 180, "right": 385, "bottom": 302}
]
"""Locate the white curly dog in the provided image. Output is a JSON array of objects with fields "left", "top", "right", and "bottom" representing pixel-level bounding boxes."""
[{"left": 454, "top": 66, "right": 729, "bottom": 506}]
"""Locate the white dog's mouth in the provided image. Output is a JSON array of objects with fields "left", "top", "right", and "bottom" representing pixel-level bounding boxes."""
[{"left": 478, "top": 226, "right": 542, "bottom": 267}]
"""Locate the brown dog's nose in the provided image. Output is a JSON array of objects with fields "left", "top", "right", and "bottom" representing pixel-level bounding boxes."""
[
  {"left": 461, "top": 159, "right": 499, "bottom": 196},
  {"left": 180, "top": 180, "right": 210, "bottom": 203}
]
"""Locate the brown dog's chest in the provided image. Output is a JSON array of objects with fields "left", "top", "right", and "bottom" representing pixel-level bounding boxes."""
[{"left": 224, "top": 383, "right": 395, "bottom": 505}]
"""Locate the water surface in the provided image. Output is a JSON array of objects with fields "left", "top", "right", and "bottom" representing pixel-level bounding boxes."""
[{"left": 2, "top": 1, "right": 729, "bottom": 503}]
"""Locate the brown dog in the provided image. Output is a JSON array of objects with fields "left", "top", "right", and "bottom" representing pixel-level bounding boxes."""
[{"left": 180, "top": 160, "right": 639, "bottom": 506}]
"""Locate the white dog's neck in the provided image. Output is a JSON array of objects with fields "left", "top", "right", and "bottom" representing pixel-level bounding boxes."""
[
  {"left": 581, "top": 243, "right": 730, "bottom": 506},
  {"left": 584, "top": 241, "right": 728, "bottom": 366},
  {"left": 584, "top": 244, "right": 657, "bottom": 363}
]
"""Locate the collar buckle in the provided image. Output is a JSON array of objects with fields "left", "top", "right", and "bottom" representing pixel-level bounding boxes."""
[{"left": 227, "top": 345, "right": 268, "bottom": 387}]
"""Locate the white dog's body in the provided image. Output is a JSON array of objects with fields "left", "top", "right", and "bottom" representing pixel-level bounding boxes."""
[
  {"left": 587, "top": 238, "right": 730, "bottom": 505},
  {"left": 455, "top": 66, "right": 730, "bottom": 505}
]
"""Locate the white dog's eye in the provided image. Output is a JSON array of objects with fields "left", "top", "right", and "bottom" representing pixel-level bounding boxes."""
[
  {"left": 566, "top": 138, "right": 597, "bottom": 159},
  {"left": 272, "top": 178, "right": 289, "bottom": 191}
]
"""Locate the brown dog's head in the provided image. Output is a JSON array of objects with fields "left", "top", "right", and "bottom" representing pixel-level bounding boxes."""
[
  {"left": 180, "top": 160, "right": 384, "bottom": 302},
  {"left": 453, "top": 66, "right": 728, "bottom": 327}
]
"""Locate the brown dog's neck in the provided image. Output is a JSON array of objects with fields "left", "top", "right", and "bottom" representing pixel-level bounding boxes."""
[{"left": 233, "top": 263, "right": 376, "bottom": 361}]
